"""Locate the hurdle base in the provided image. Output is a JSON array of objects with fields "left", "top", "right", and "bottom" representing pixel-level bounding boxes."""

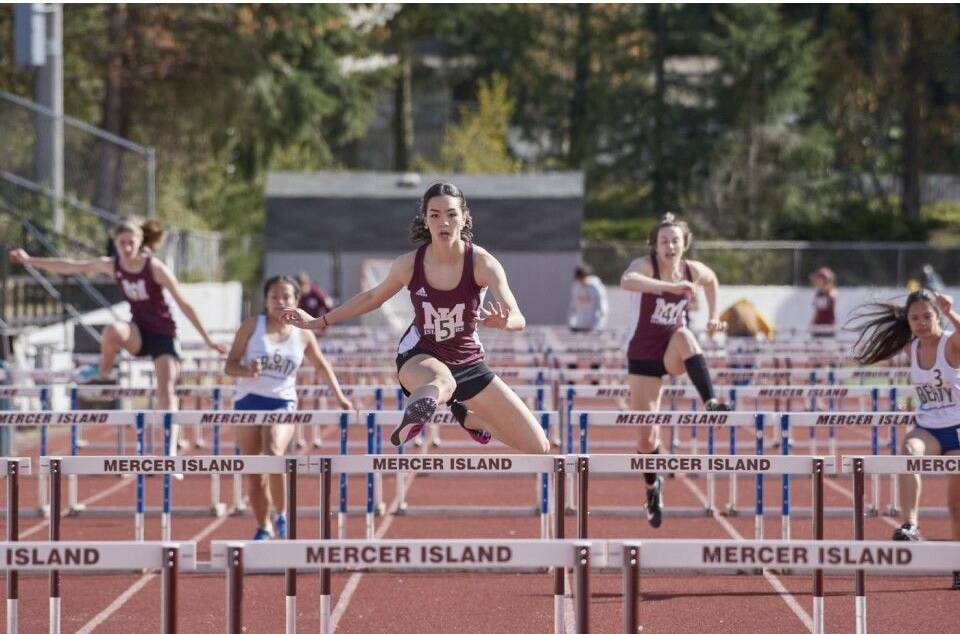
[
  {"left": 38, "top": 504, "right": 50, "bottom": 519},
  {"left": 211, "top": 502, "right": 228, "bottom": 517},
  {"left": 722, "top": 505, "right": 740, "bottom": 517},
  {"left": 68, "top": 503, "right": 87, "bottom": 515}
]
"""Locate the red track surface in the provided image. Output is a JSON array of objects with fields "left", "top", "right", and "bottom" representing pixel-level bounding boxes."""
[{"left": 0, "top": 411, "right": 956, "bottom": 633}]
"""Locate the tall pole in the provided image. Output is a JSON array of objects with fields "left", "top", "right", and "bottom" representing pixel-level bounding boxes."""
[{"left": 35, "top": 3, "right": 64, "bottom": 232}]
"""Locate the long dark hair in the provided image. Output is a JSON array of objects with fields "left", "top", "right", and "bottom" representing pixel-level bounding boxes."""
[
  {"left": 409, "top": 182, "right": 474, "bottom": 244},
  {"left": 647, "top": 212, "right": 692, "bottom": 256},
  {"left": 846, "top": 289, "right": 940, "bottom": 364}
]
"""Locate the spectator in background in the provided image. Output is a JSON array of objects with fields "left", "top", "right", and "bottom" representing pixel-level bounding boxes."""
[
  {"left": 296, "top": 271, "right": 334, "bottom": 319},
  {"left": 810, "top": 266, "right": 837, "bottom": 338},
  {"left": 568, "top": 264, "right": 608, "bottom": 332}
]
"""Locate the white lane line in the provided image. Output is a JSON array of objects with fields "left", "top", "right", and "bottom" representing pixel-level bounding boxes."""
[
  {"left": 680, "top": 474, "right": 816, "bottom": 633},
  {"left": 822, "top": 476, "right": 901, "bottom": 530},
  {"left": 21, "top": 477, "right": 134, "bottom": 539},
  {"left": 75, "top": 507, "right": 233, "bottom": 633},
  {"left": 330, "top": 472, "right": 418, "bottom": 632}
]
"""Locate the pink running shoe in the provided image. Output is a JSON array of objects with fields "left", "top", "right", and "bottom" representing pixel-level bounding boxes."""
[
  {"left": 450, "top": 400, "right": 491, "bottom": 445},
  {"left": 391, "top": 397, "right": 438, "bottom": 447}
]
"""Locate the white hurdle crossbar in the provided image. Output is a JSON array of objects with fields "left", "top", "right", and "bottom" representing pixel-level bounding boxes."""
[
  {"left": 614, "top": 539, "right": 960, "bottom": 634},
  {"left": 211, "top": 538, "right": 589, "bottom": 634},
  {"left": 0, "top": 540, "right": 195, "bottom": 634}
]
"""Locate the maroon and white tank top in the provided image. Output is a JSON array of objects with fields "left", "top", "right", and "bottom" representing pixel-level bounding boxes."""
[
  {"left": 397, "top": 242, "right": 484, "bottom": 367},
  {"left": 114, "top": 255, "right": 177, "bottom": 336},
  {"left": 627, "top": 257, "right": 692, "bottom": 360}
]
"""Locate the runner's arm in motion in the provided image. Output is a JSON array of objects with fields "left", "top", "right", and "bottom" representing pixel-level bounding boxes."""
[
  {"left": 689, "top": 260, "right": 725, "bottom": 334},
  {"left": 152, "top": 259, "right": 228, "bottom": 353},
  {"left": 281, "top": 252, "right": 414, "bottom": 329},
  {"left": 303, "top": 330, "right": 353, "bottom": 409},
  {"left": 619, "top": 256, "right": 695, "bottom": 297},
  {"left": 224, "top": 317, "right": 261, "bottom": 378},
  {"left": 935, "top": 293, "right": 960, "bottom": 365},
  {"left": 7, "top": 248, "right": 113, "bottom": 276},
  {"left": 474, "top": 247, "right": 526, "bottom": 331}
]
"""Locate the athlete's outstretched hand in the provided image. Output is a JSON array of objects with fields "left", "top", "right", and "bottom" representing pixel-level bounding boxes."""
[
  {"left": 337, "top": 395, "right": 354, "bottom": 410},
  {"left": 206, "top": 338, "right": 229, "bottom": 355},
  {"left": 8, "top": 248, "right": 30, "bottom": 265},
  {"left": 706, "top": 318, "right": 727, "bottom": 336},
  {"left": 478, "top": 300, "right": 510, "bottom": 329},
  {"left": 279, "top": 307, "right": 313, "bottom": 329},
  {"left": 935, "top": 292, "right": 954, "bottom": 315}
]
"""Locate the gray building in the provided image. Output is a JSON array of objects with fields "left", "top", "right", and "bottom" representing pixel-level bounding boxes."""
[{"left": 264, "top": 171, "right": 584, "bottom": 326}]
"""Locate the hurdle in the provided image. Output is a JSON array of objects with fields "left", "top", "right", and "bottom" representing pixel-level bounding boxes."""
[
  {"left": 40, "top": 455, "right": 306, "bottom": 541},
  {"left": 577, "top": 454, "right": 831, "bottom": 542},
  {"left": 842, "top": 454, "right": 960, "bottom": 634},
  {"left": 0, "top": 539, "right": 195, "bottom": 634},
  {"left": 570, "top": 410, "right": 766, "bottom": 518},
  {"left": 358, "top": 409, "right": 557, "bottom": 528},
  {"left": 1, "top": 458, "right": 30, "bottom": 634},
  {"left": 211, "top": 538, "right": 590, "bottom": 634},
  {"left": 326, "top": 454, "right": 565, "bottom": 539},
  {"left": 614, "top": 539, "right": 960, "bottom": 634},
  {"left": 784, "top": 411, "right": 916, "bottom": 517}
]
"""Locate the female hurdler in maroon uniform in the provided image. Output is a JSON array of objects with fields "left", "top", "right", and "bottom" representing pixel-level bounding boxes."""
[
  {"left": 282, "top": 182, "right": 549, "bottom": 454},
  {"left": 620, "top": 213, "right": 728, "bottom": 528},
  {"left": 8, "top": 219, "right": 227, "bottom": 454}
]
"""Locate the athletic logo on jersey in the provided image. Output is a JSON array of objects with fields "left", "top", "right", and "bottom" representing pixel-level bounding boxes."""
[
  {"left": 415, "top": 287, "right": 428, "bottom": 297},
  {"left": 422, "top": 301, "right": 465, "bottom": 342},
  {"left": 650, "top": 297, "right": 687, "bottom": 326},
  {"left": 120, "top": 279, "right": 149, "bottom": 302}
]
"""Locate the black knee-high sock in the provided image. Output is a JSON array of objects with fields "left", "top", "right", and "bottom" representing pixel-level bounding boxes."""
[
  {"left": 640, "top": 446, "right": 660, "bottom": 486},
  {"left": 684, "top": 354, "right": 716, "bottom": 404}
]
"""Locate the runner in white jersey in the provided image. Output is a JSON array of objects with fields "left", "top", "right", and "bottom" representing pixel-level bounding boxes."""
[
  {"left": 849, "top": 289, "right": 960, "bottom": 587},
  {"left": 226, "top": 276, "right": 352, "bottom": 540}
]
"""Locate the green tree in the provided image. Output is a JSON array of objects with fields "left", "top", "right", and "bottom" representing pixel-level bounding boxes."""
[{"left": 416, "top": 74, "right": 519, "bottom": 174}]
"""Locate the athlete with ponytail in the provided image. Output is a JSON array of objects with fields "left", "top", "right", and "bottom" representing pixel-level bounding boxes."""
[
  {"left": 8, "top": 218, "right": 227, "bottom": 455},
  {"left": 848, "top": 289, "right": 960, "bottom": 589},
  {"left": 620, "top": 213, "right": 729, "bottom": 528}
]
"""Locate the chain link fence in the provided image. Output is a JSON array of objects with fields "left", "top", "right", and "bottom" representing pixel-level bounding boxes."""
[
  {"left": 0, "top": 90, "right": 221, "bottom": 279},
  {"left": 583, "top": 240, "right": 960, "bottom": 287}
]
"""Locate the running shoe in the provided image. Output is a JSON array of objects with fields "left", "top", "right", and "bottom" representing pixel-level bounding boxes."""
[
  {"left": 274, "top": 513, "right": 288, "bottom": 540},
  {"left": 72, "top": 364, "right": 103, "bottom": 384},
  {"left": 253, "top": 526, "right": 274, "bottom": 541},
  {"left": 391, "top": 397, "right": 438, "bottom": 447},
  {"left": 892, "top": 522, "right": 921, "bottom": 542},
  {"left": 450, "top": 400, "right": 491, "bottom": 445},
  {"left": 646, "top": 475, "right": 664, "bottom": 529},
  {"left": 705, "top": 399, "right": 731, "bottom": 412}
]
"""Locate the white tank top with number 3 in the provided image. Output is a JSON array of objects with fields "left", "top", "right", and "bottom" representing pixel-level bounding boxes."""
[{"left": 910, "top": 333, "right": 960, "bottom": 429}]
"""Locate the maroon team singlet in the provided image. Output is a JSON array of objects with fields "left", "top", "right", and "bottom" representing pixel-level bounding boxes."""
[
  {"left": 397, "top": 242, "right": 484, "bottom": 367},
  {"left": 114, "top": 255, "right": 177, "bottom": 336},
  {"left": 812, "top": 289, "right": 836, "bottom": 326},
  {"left": 627, "top": 257, "right": 692, "bottom": 360}
]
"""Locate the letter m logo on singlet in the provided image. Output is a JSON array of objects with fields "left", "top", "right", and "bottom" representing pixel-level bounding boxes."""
[
  {"left": 121, "top": 279, "right": 149, "bottom": 302},
  {"left": 422, "top": 301, "right": 465, "bottom": 343},
  {"left": 650, "top": 297, "right": 687, "bottom": 326}
]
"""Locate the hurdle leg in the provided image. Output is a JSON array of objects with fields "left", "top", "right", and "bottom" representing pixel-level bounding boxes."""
[
  {"left": 853, "top": 458, "right": 866, "bottom": 634},
  {"left": 162, "top": 416, "right": 173, "bottom": 541},
  {"left": 210, "top": 425, "right": 226, "bottom": 516},
  {"left": 285, "top": 458, "right": 298, "bottom": 634},
  {"left": 320, "top": 459, "right": 332, "bottom": 634},
  {"left": 396, "top": 473, "right": 407, "bottom": 512},
  {"left": 226, "top": 546, "right": 243, "bottom": 634},
  {"left": 7, "top": 462, "right": 19, "bottom": 634},
  {"left": 39, "top": 427, "right": 49, "bottom": 517},
  {"left": 232, "top": 442, "right": 247, "bottom": 513},
  {"left": 553, "top": 459, "right": 566, "bottom": 633},
  {"left": 49, "top": 459, "right": 62, "bottom": 634},
  {"left": 622, "top": 545, "right": 639, "bottom": 634},
  {"left": 574, "top": 545, "right": 590, "bottom": 634},
  {"left": 161, "top": 546, "right": 178, "bottom": 634}
]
